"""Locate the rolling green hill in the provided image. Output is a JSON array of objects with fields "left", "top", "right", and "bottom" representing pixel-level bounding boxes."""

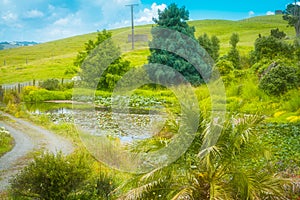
[{"left": 0, "top": 15, "right": 295, "bottom": 84}]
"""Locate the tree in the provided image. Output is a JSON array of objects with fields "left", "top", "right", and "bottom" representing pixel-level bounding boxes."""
[
  {"left": 283, "top": 2, "right": 300, "bottom": 37},
  {"left": 227, "top": 33, "right": 241, "bottom": 69},
  {"left": 270, "top": 28, "right": 287, "bottom": 39},
  {"left": 259, "top": 64, "right": 299, "bottom": 96},
  {"left": 147, "top": 3, "right": 212, "bottom": 86},
  {"left": 251, "top": 35, "right": 295, "bottom": 62},
  {"left": 198, "top": 33, "right": 220, "bottom": 62},
  {"left": 74, "top": 30, "right": 131, "bottom": 91}
]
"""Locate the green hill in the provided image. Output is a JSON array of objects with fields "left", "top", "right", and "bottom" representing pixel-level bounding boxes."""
[{"left": 0, "top": 15, "right": 295, "bottom": 84}]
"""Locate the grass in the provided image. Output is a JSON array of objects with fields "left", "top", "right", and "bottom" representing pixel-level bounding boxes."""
[
  {"left": 0, "top": 126, "right": 14, "bottom": 156},
  {"left": 0, "top": 15, "right": 295, "bottom": 84}
]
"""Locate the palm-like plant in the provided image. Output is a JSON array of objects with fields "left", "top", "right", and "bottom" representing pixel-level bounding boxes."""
[{"left": 117, "top": 114, "right": 288, "bottom": 200}]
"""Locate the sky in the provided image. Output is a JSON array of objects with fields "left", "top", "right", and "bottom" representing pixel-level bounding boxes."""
[{"left": 0, "top": 0, "right": 297, "bottom": 42}]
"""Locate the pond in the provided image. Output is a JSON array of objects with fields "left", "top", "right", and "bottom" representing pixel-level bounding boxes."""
[{"left": 25, "top": 102, "right": 168, "bottom": 143}]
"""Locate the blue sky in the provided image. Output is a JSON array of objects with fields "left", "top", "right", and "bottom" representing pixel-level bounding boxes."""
[{"left": 0, "top": 0, "right": 295, "bottom": 42}]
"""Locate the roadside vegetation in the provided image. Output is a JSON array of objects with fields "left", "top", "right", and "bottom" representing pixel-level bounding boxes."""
[
  {"left": 0, "top": 127, "right": 13, "bottom": 157},
  {"left": 0, "top": 2, "right": 299, "bottom": 199}
]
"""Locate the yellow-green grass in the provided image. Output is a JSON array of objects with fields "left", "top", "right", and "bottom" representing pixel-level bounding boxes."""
[
  {"left": 0, "top": 15, "right": 295, "bottom": 84},
  {"left": 0, "top": 127, "right": 14, "bottom": 157}
]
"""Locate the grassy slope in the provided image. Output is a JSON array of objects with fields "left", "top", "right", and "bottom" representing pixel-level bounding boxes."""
[{"left": 0, "top": 15, "right": 295, "bottom": 84}]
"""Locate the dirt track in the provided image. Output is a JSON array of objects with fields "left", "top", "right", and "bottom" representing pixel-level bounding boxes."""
[{"left": 0, "top": 111, "right": 74, "bottom": 192}]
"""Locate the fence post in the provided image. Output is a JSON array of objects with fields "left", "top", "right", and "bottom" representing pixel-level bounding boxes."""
[
  {"left": 0, "top": 85, "right": 3, "bottom": 102},
  {"left": 18, "top": 83, "right": 21, "bottom": 94}
]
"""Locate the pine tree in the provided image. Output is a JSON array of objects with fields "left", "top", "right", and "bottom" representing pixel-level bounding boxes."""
[{"left": 147, "top": 3, "right": 212, "bottom": 86}]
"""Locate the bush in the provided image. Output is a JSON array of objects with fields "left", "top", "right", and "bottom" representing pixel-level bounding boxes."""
[
  {"left": 270, "top": 28, "right": 286, "bottom": 39},
  {"left": 10, "top": 152, "right": 91, "bottom": 200},
  {"left": 22, "top": 87, "right": 72, "bottom": 102},
  {"left": 72, "top": 172, "right": 117, "bottom": 199},
  {"left": 0, "top": 127, "right": 13, "bottom": 156},
  {"left": 39, "top": 79, "right": 60, "bottom": 91},
  {"left": 215, "top": 59, "right": 234, "bottom": 75},
  {"left": 259, "top": 65, "right": 299, "bottom": 96},
  {"left": 252, "top": 36, "right": 294, "bottom": 62}
]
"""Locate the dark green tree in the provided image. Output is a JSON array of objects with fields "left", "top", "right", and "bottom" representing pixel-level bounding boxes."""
[
  {"left": 270, "top": 28, "right": 287, "bottom": 39},
  {"left": 227, "top": 33, "right": 241, "bottom": 69},
  {"left": 251, "top": 35, "right": 295, "bottom": 62},
  {"left": 259, "top": 65, "right": 299, "bottom": 96},
  {"left": 75, "top": 30, "right": 130, "bottom": 91},
  {"left": 148, "top": 3, "right": 212, "bottom": 86},
  {"left": 283, "top": 2, "right": 300, "bottom": 37},
  {"left": 211, "top": 35, "right": 220, "bottom": 61},
  {"left": 198, "top": 33, "right": 220, "bottom": 62}
]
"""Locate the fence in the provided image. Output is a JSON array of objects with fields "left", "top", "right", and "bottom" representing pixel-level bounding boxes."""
[{"left": 0, "top": 78, "right": 72, "bottom": 102}]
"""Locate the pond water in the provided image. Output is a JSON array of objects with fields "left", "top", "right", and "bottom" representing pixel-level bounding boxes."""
[{"left": 25, "top": 102, "right": 168, "bottom": 143}]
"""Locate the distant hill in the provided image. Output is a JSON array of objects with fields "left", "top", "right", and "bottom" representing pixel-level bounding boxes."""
[
  {"left": 0, "top": 41, "right": 39, "bottom": 50},
  {"left": 0, "top": 15, "right": 295, "bottom": 84}
]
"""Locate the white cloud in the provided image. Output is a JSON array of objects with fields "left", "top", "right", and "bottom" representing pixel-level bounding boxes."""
[
  {"left": 24, "top": 9, "right": 44, "bottom": 18},
  {"left": 248, "top": 11, "right": 255, "bottom": 17},
  {"left": 136, "top": 3, "right": 167, "bottom": 23},
  {"left": 54, "top": 18, "right": 69, "bottom": 26},
  {"left": 293, "top": 1, "right": 300, "bottom": 6},
  {"left": 266, "top": 11, "right": 275, "bottom": 15},
  {"left": 2, "top": 11, "right": 18, "bottom": 21}
]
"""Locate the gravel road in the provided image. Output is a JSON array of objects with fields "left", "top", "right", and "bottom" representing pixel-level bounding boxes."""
[{"left": 0, "top": 111, "right": 74, "bottom": 192}]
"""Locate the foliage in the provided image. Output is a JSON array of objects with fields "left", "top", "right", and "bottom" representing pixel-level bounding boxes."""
[
  {"left": 227, "top": 33, "right": 241, "bottom": 69},
  {"left": 3, "top": 90, "right": 21, "bottom": 104},
  {"left": 251, "top": 35, "right": 295, "bottom": 62},
  {"left": 73, "top": 172, "right": 117, "bottom": 199},
  {"left": 258, "top": 123, "right": 300, "bottom": 173},
  {"left": 283, "top": 3, "right": 300, "bottom": 37},
  {"left": 215, "top": 58, "right": 234, "bottom": 75},
  {"left": 294, "top": 37, "right": 300, "bottom": 60},
  {"left": 10, "top": 152, "right": 91, "bottom": 200},
  {"left": 270, "top": 28, "right": 287, "bottom": 39},
  {"left": 75, "top": 30, "right": 131, "bottom": 91},
  {"left": 39, "top": 78, "right": 60, "bottom": 90},
  {"left": 119, "top": 115, "right": 287, "bottom": 199},
  {"left": 259, "top": 65, "right": 299, "bottom": 96},
  {"left": 64, "top": 66, "right": 79, "bottom": 76},
  {"left": 148, "top": 3, "right": 212, "bottom": 86},
  {"left": 0, "top": 127, "right": 13, "bottom": 156},
  {"left": 198, "top": 33, "right": 220, "bottom": 61},
  {"left": 22, "top": 86, "right": 72, "bottom": 102}
]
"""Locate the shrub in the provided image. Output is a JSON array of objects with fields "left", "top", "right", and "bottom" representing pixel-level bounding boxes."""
[
  {"left": 0, "top": 127, "right": 13, "bottom": 156},
  {"left": 270, "top": 28, "right": 286, "bottom": 39},
  {"left": 39, "top": 79, "right": 60, "bottom": 91},
  {"left": 3, "top": 90, "right": 20, "bottom": 104},
  {"left": 215, "top": 59, "right": 234, "bottom": 75},
  {"left": 22, "top": 88, "right": 72, "bottom": 102},
  {"left": 73, "top": 172, "right": 117, "bottom": 199},
  {"left": 252, "top": 36, "right": 294, "bottom": 62},
  {"left": 10, "top": 152, "right": 91, "bottom": 200},
  {"left": 259, "top": 65, "right": 299, "bottom": 96}
]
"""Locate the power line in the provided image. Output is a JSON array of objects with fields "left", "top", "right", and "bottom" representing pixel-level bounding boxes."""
[{"left": 126, "top": 4, "right": 138, "bottom": 50}]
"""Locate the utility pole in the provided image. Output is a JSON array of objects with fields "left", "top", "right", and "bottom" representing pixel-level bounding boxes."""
[{"left": 126, "top": 4, "right": 138, "bottom": 50}]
